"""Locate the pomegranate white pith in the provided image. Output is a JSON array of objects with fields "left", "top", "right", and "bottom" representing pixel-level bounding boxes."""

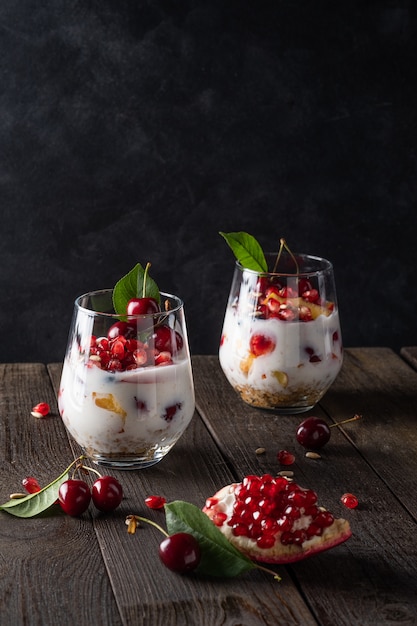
[{"left": 203, "top": 475, "right": 351, "bottom": 564}]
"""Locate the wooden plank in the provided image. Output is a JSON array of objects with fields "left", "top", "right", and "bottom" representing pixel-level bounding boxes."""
[
  {"left": 320, "top": 348, "right": 417, "bottom": 519},
  {"left": 192, "top": 351, "right": 417, "bottom": 626},
  {"left": 400, "top": 346, "right": 417, "bottom": 370},
  {"left": 0, "top": 363, "right": 122, "bottom": 626},
  {"left": 47, "top": 363, "right": 317, "bottom": 626}
]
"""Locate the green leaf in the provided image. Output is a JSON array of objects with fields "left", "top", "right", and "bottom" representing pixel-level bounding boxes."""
[
  {"left": 112, "top": 263, "right": 160, "bottom": 316},
  {"left": 0, "top": 470, "right": 69, "bottom": 518},
  {"left": 165, "top": 500, "right": 256, "bottom": 578},
  {"left": 219, "top": 231, "right": 268, "bottom": 272}
]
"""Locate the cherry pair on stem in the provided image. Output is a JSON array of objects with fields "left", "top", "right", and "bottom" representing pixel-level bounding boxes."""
[{"left": 57, "top": 460, "right": 123, "bottom": 516}]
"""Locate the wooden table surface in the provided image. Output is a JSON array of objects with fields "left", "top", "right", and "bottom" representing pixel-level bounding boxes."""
[{"left": 1, "top": 348, "right": 417, "bottom": 626}]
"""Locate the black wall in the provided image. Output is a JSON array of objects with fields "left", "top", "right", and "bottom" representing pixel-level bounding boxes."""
[{"left": 1, "top": 0, "right": 416, "bottom": 362}]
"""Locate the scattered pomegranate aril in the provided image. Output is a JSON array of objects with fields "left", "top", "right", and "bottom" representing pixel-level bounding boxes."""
[
  {"left": 22, "top": 476, "right": 41, "bottom": 494},
  {"left": 341, "top": 493, "right": 359, "bottom": 509},
  {"left": 203, "top": 475, "right": 351, "bottom": 564},
  {"left": 277, "top": 450, "right": 295, "bottom": 465},
  {"left": 145, "top": 495, "right": 167, "bottom": 510},
  {"left": 31, "top": 402, "right": 50, "bottom": 418}
]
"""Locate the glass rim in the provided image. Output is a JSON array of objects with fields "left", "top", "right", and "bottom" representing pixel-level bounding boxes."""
[
  {"left": 236, "top": 253, "right": 333, "bottom": 278},
  {"left": 74, "top": 288, "right": 184, "bottom": 318}
]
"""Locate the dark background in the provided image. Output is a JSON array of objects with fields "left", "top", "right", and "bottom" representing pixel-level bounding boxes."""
[{"left": 1, "top": 0, "right": 416, "bottom": 362}]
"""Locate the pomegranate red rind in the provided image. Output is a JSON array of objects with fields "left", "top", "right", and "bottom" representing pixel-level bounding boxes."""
[{"left": 203, "top": 476, "right": 351, "bottom": 565}]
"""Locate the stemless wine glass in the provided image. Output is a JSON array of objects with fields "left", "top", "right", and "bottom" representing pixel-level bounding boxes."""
[
  {"left": 58, "top": 289, "right": 195, "bottom": 469},
  {"left": 219, "top": 253, "right": 343, "bottom": 414}
]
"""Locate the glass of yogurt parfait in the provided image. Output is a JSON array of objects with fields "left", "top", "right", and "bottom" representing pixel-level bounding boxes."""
[
  {"left": 219, "top": 237, "right": 343, "bottom": 413},
  {"left": 58, "top": 276, "right": 195, "bottom": 469}
]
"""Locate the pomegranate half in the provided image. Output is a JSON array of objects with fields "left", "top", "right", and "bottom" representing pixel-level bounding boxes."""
[{"left": 203, "top": 474, "right": 351, "bottom": 564}]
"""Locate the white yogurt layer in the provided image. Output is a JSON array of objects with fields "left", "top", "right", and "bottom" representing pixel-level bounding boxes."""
[
  {"left": 219, "top": 306, "right": 342, "bottom": 408},
  {"left": 58, "top": 349, "right": 195, "bottom": 457}
]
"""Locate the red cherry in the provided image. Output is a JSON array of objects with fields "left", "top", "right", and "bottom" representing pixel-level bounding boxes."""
[
  {"left": 126, "top": 297, "right": 160, "bottom": 316},
  {"left": 91, "top": 476, "right": 123, "bottom": 512},
  {"left": 296, "top": 416, "right": 331, "bottom": 449},
  {"left": 158, "top": 532, "right": 201, "bottom": 573},
  {"left": 107, "top": 320, "right": 137, "bottom": 340},
  {"left": 153, "top": 325, "right": 183, "bottom": 353},
  {"left": 58, "top": 479, "right": 91, "bottom": 516}
]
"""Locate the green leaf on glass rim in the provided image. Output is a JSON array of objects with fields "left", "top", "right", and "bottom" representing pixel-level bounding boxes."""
[
  {"left": 112, "top": 263, "right": 160, "bottom": 316},
  {"left": 219, "top": 231, "right": 268, "bottom": 272},
  {"left": 0, "top": 470, "right": 69, "bottom": 518},
  {"left": 165, "top": 500, "right": 256, "bottom": 578}
]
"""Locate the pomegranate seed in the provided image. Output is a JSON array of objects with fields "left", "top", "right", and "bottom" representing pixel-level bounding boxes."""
[
  {"left": 314, "top": 510, "right": 334, "bottom": 528},
  {"left": 284, "top": 505, "right": 301, "bottom": 520},
  {"left": 134, "top": 398, "right": 146, "bottom": 411},
  {"left": 278, "top": 308, "right": 296, "bottom": 321},
  {"left": 292, "top": 529, "right": 308, "bottom": 545},
  {"left": 31, "top": 402, "right": 50, "bottom": 418},
  {"left": 133, "top": 348, "right": 148, "bottom": 366},
  {"left": 302, "top": 289, "right": 319, "bottom": 302},
  {"left": 277, "top": 450, "right": 295, "bottom": 465},
  {"left": 144, "top": 495, "right": 166, "bottom": 510},
  {"left": 22, "top": 476, "right": 41, "bottom": 494},
  {"left": 304, "top": 489, "right": 318, "bottom": 506},
  {"left": 280, "top": 531, "right": 294, "bottom": 545},
  {"left": 306, "top": 523, "right": 323, "bottom": 538},
  {"left": 155, "top": 351, "right": 173, "bottom": 365},
  {"left": 232, "top": 523, "right": 249, "bottom": 537},
  {"left": 299, "top": 306, "right": 313, "bottom": 322},
  {"left": 163, "top": 403, "right": 181, "bottom": 422},
  {"left": 256, "top": 533, "right": 276, "bottom": 549},
  {"left": 298, "top": 279, "right": 312, "bottom": 294},
  {"left": 97, "top": 337, "right": 109, "bottom": 350},
  {"left": 276, "top": 516, "right": 293, "bottom": 532},
  {"left": 287, "top": 490, "right": 307, "bottom": 507},
  {"left": 304, "top": 504, "right": 320, "bottom": 517},
  {"left": 212, "top": 511, "right": 227, "bottom": 526},
  {"left": 204, "top": 497, "right": 218, "bottom": 509},
  {"left": 249, "top": 333, "right": 276, "bottom": 357},
  {"left": 341, "top": 493, "right": 359, "bottom": 509},
  {"left": 111, "top": 340, "right": 125, "bottom": 359}
]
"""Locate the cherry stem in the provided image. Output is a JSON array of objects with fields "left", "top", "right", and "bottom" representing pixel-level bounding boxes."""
[
  {"left": 255, "top": 563, "right": 282, "bottom": 581},
  {"left": 272, "top": 238, "right": 299, "bottom": 275},
  {"left": 329, "top": 414, "right": 362, "bottom": 429},
  {"left": 77, "top": 464, "right": 102, "bottom": 479},
  {"left": 129, "top": 515, "right": 169, "bottom": 537},
  {"left": 142, "top": 262, "right": 151, "bottom": 298}
]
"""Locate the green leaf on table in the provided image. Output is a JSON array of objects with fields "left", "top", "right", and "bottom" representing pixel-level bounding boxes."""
[
  {"left": 112, "top": 262, "right": 160, "bottom": 316},
  {"left": 165, "top": 500, "right": 256, "bottom": 578},
  {"left": 219, "top": 231, "right": 268, "bottom": 272},
  {"left": 0, "top": 470, "right": 69, "bottom": 518}
]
